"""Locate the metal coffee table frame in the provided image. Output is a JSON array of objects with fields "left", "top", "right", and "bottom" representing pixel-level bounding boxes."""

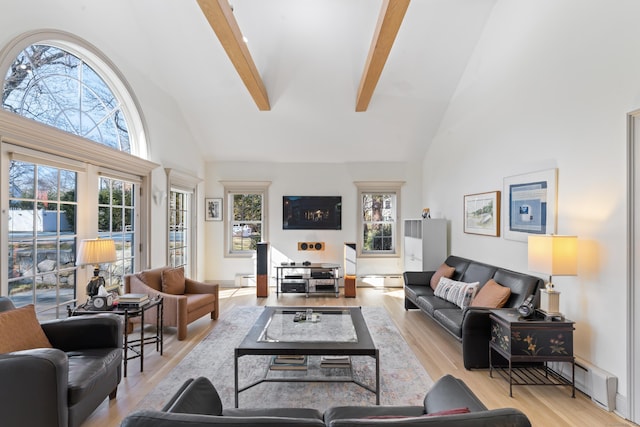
[{"left": 234, "top": 306, "right": 379, "bottom": 407}]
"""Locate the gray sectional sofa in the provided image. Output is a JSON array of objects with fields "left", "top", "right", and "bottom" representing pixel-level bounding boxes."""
[
  {"left": 120, "top": 374, "right": 531, "bottom": 426},
  {"left": 404, "top": 255, "right": 544, "bottom": 369}
]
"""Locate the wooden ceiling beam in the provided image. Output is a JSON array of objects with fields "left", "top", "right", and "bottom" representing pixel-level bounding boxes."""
[
  {"left": 355, "top": 0, "right": 410, "bottom": 112},
  {"left": 197, "top": 0, "right": 270, "bottom": 111}
]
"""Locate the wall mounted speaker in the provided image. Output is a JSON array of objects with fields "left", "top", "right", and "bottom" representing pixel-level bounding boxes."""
[{"left": 298, "top": 242, "right": 325, "bottom": 251}]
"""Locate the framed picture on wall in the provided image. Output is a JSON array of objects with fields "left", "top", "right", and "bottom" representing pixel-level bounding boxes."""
[
  {"left": 464, "top": 191, "right": 500, "bottom": 237},
  {"left": 205, "top": 198, "right": 222, "bottom": 221},
  {"left": 503, "top": 169, "right": 557, "bottom": 241}
]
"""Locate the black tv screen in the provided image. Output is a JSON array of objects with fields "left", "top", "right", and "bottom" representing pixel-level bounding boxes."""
[{"left": 283, "top": 196, "right": 342, "bottom": 230}]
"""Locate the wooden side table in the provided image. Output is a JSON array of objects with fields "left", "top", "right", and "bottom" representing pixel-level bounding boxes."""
[{"left": 489, "top": 308, "right": 575, "bottom": 397}]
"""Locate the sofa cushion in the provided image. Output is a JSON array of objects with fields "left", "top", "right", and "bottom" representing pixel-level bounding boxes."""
[
  {"left": 138, "top": 268, "right": 163, "bottom": 291},
  {"left": 433, "top": 309, "right": 464, "bottom": 337},
  {"left": 415, "top": 295, "right": 456, "bottom": 316},
  {"left": 430, "top": 263, "right": 455, "bottom": 291},
  {"left": 67, "top": 347, "right": 122, "bottom": 405},
  {"left": 324, "top": 406, "right": 425, "bottom": 425},
  {"left": 434, "top": 277, "right": 479, "bottom": 309},
  {"left": 470, "top": 279, "right": 511, "bottom": 308},
  {"left": 0, "top": 304, "right": 52, "bottom": 353},
  {"left": 364, "top": 408, "right": 470, "bottom": 419},
  {"left": 162, "top": 267, "right": 186, "bottom": 295}
]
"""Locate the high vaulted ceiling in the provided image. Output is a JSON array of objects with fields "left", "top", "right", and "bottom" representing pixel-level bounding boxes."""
[{"left": 4, "top": 0, "right": 497, "bottom": 163}]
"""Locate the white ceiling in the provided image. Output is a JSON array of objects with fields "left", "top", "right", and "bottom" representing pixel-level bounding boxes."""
[{"left": 4, "top": 0, "right": 497, "bottom": 163}]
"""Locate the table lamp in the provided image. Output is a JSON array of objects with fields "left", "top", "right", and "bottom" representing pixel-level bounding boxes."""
[
  {"left": 527, "top": 235, "right": 578, "bottom": 318},
  {"left": 76, "top": 238, "right": 117, "bottom": 297}
]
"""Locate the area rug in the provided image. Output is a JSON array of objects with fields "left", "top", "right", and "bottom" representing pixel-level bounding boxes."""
[{"left": 136, "top": 306, "right": 433, "bottom": 411}]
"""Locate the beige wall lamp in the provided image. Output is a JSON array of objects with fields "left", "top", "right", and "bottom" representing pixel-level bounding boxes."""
[{"left": 527, "top": 235, "right": 578, "bottom": 318}]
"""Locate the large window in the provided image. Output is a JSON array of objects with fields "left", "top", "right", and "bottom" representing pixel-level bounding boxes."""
[
  {"left": 223, "top": 181, "right": 270, "bottom": 256},
  {"left": 8, "top": 159, "right": 78, "bottom": 318},
  {"left": 98, "top": 176, "right": 136, "bottom": 290},
  {"left": 357, "top": 182, "right": 402, "bottom": 257},
  {"left": 169, "top": 189, "right": 190, "bottom": 273},
  {"left": 0, "top": 32, "right": 153, "bottom": 319},
  {"left": 3, "top": 44, "right": 131, "bottom": 152}
]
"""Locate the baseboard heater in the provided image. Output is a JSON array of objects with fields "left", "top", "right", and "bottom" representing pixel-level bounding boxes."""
[
  {"left": 548, "top": 357, "right": 617, "bottom": 411},
  {"left": 234, "top": 274, "right": 255, "bottom": 287},
  {"left": 357, "top": 275, "right": 403, "bottom": 288}
]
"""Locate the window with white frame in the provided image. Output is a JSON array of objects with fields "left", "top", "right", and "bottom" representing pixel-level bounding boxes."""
[
  {"left": 0, "top": 32, "right": 153, "bottom": 319},
  {"left": 7, "top": 159, "right": 78, "bottom": 319},
  {"left": 356, "top": 182, "right": 402, "bottom": 257},
  {"left": 168, "top": 189, "right": 190, "bottom": 272},
  {"left": 222, "top": 181, "right": 270, "bottom": 256},
  {"left": 98, "top": 176, "right": 136, "bottom": 290},
  {"left": 166, "top": 169, "right": 200, "bottom": 278}
]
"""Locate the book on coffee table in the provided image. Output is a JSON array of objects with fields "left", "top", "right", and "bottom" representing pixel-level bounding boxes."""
[
  {"left": 320, "top": 355, "right": 351, "bottom": 368},
  {"left": 270, "top": 355, "right": 308, "bottom": 371}
]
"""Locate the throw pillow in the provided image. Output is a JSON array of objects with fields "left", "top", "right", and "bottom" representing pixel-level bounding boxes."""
[
  {"left": 162, "top": 267, "right": 186, "bottom": 295},
  {"left": 0, "top": 304, "right": 53, "bottom": 353},
  {"left": 470, "top": 279, "right": 511, "bottom": 308},
  {"left": 430, "top": 263, "right": 456, "bottom": 291},
  {"left": 434, "top": 277, "right": 479, "bottom": 309}
]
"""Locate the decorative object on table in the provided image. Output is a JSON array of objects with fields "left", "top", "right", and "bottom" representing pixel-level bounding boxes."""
[
  {"left": 76, "top": 237, "right": 117, "bottom": 297},
  {"left": 205, "top": 197, "right": 223, "bottom": 221},
  {"left": 91, "top": 285, "right": 115, "bottom": 310},
  {"left": 422, "top": 208, "right": 430, "bottom": 218},
  {"left": 503, "top": 168, "right": 558, "bottom": 241},
  {"left": 527, "top": 234, "right": 578, "bottom": 318},
  {"left": 463, "top": 191, "right": 500, "bottom": 237}
]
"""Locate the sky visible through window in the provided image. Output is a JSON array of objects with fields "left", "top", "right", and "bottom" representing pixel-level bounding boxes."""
[{"left": 2, "top": 44, "right": 130, "bottom": 152}]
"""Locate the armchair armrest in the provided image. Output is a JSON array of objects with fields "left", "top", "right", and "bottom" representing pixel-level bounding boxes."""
[
  {"left": 0, "top": 348, "right": 69, "bottom": 427},
  {"left": 403, "top": 271, "right": 434, "bottom": 287},
  {"left": 185, "top": 279, "right": 219, "bottom": 295},
  {"left": 41, "top": 314, "right": 123, "bottom": 351},
  {"left": 461, "top": 308, "right": 493, "bottom": 370}
]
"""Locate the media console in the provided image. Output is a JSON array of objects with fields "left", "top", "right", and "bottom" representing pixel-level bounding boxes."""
[{"left": 275, "top": 263, "right": 340, "bottom": 297}]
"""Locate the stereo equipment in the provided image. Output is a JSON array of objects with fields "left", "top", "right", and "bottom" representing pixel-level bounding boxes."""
[
  {"left": 256, "top": 242, "right": 269, "bottom": 297},
  {"left": 298, "top": 242, "right": 325, "bottom": 251}
]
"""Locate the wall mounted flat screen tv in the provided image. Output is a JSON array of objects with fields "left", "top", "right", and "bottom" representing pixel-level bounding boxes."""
[{"left": 283, "top": 196, "right": 342, "bottom": 230}]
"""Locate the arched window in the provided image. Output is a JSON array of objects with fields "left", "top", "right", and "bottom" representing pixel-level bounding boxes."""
[
  {"left": 0, "top": 30, "right": 148, "bottom": 158},
  {"left": 3, "top": 44, "right": 130, "bottom": 151}
]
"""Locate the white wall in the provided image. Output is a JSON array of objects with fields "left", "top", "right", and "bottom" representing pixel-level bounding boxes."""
[
  {"left": 204, "top": 161, "right": 422, "bottom": 283},
  {"left": 424, "top": 0, "right": 640, "bottom": 401}
]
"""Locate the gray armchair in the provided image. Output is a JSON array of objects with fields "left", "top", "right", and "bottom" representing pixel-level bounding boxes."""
[{"left": 0, "top": 297, "right": 123, "bottom": 427}]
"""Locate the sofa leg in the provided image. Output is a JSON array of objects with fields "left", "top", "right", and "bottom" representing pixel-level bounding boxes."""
[
  {"left": 178, "top": 325, "right": 187, "bottom": 341},
  {"left": 109, "top": 387, "right": 118, "bottom": 400}
]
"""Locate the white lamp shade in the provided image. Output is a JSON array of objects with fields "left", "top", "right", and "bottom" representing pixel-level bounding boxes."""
[
  {"left": 76, "top": 238, "right": 117, "bottom": 266},
  {"left": 527, "top": 235, "right": 578, "bottom": 276}
]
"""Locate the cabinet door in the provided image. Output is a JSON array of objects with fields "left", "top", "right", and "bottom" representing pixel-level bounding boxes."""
[
  {"left": 421, "top": 219, "right": 447, "bottom": 270},
  {"left": 404, "top": 236, "right": 422, "bottom": 271}
]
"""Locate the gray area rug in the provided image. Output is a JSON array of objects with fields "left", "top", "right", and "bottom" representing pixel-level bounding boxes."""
[{"left": 136, "top": 306, "right": 433, "bottom": 411}]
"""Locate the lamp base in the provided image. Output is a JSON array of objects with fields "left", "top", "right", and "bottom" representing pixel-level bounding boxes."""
[
  {"left": 539, "top": 288, "right": 564, "bottom": 320},
  {"left": 86, "top": 275, "right": 106, "bottom": 297}
]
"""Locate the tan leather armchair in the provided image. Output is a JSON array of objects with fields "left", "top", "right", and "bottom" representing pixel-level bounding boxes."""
[{"left": 124, "top": 267, "right": 219, "bottom": 340}]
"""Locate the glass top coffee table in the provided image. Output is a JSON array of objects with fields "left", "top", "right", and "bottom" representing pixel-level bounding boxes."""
[{"left": 234, "top": 306, "right": 379, "bottom": 407}]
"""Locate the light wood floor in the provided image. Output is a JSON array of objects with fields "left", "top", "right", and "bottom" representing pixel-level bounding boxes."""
[{"left": 83, "top": 287, "right": 635, "bottom": 427}]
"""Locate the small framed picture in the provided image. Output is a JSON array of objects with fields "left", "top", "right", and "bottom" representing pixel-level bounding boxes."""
[
  {"left": 205, "top": 198, "right": 222, "bottom": 221},
  {"left": 463, "top": 191, "right": 500, "bottom": 237}
]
